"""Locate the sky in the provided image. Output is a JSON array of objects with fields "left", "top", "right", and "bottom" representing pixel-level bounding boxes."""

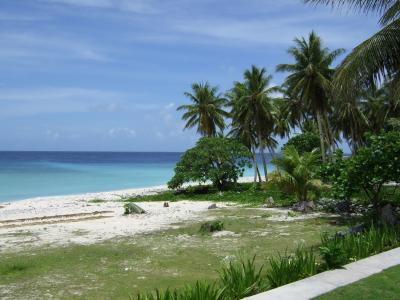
[{"left": 0, "top": 0, "right": 380, "bottom": 152}]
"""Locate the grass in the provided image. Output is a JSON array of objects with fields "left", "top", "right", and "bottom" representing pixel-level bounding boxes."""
[
  {"left": 315, "top": 265, "right": 400, "bottom": 300},
  {"left": 123, "top": 183, "right": 296, "bottom": 207},
  {"left": 0, "top": 207, "right": 344, "bottom": 299}
]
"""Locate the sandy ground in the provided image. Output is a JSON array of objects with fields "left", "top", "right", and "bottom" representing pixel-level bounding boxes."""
[{"left": 0, "top": 181, "right": 257, "bottom": 253}]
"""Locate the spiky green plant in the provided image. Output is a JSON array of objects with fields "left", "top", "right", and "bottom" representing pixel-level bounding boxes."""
[
  {"left": 270, "top": 145, "right": 323, "bottom": 203},
  {"left": 266, "top": 246, "right": 318, "bottom": 288},
  {"left": 219, "top": 256, "right": 267, "bottom": 299}
]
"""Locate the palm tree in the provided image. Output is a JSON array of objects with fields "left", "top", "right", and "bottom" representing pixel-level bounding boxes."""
[
  {"left": 270, "top": 145, "right": 322, "bottom": 206},
  {"left": 177, "top": 82, "right": 228, "bottom": 137},
  {"left": 304, "top": 0, "right": 400, "bottom": 101},
  {"left": 232, "top": 65, "right": 277, "bottom": 181},
  {"left": 272, "top": 98, "right": 293, "bottom": 140},
  {"left": 276, "top": 31, "right": 344, "bottom": 162}
]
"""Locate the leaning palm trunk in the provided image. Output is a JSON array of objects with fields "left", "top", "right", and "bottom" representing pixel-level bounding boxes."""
[
  {"left": 257, "top": 131, "right": 268, "bottom": 182},
  {"left": 316, "top": 111, "right": 327, "bottom": 162},
  {"left": 251, "top": 145, "right": 262, "bottom": 183},
  {"left": 322, "top": 115, "right": 335, "bottom": 161}
]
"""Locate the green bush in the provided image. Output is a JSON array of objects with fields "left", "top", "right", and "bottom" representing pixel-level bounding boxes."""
[
  {"left": 266, "top": 246, "right": 318, "bottom": 288},
  {"left": 327, "top": 132, "right": 400, "bottom": 215},
  {"left": 320, "top": 225, "right": 400, "bottom": 269},
  {"left": 200, "top": 221, "right": 224, "bottom": 233},
  {"left": 219, "top": 256, "right": 267, "bottom": 299},
  {"left": 282, "top": 132, "right": 320, "bottom": 155},
  {"left": 168, "top": 137, "right": 252, "bottom": 191}
]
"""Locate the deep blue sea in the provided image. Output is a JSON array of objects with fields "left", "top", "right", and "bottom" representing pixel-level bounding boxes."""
[{"left": 0, "top": 151, "right": 274, "bottom": 202}]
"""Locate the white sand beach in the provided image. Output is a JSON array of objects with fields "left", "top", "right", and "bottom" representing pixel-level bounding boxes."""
[{"left": 0, "top": 178, "right": 256, "bottom": 252}]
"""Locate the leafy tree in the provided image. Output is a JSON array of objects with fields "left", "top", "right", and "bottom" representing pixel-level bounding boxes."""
[
  {"left": 283, "top": 132, "right": 321, "bottom": 155},
  {"left": 277, "top": 31, "right": 344, "bottom": 162},
  {"left": 177, "top": 82, "right": 228, "bottom": 137},
  {"left": 229, "top": 65, "right": 277, "bottom": 181},
  {"left": 270, "top": 145, "right": 322, "bottom": 203},
  {"left": 168, "top": 137, "right": 252, "bottom": 191},
  {"left": 304, "top": 0, "right": 400, "bottom": 101},
  {"left": 328, "top": 131, "right": 400, "bottom": 215}
]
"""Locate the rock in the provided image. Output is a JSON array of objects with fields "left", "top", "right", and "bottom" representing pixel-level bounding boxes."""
[
  {"left": 380, "top": 204, "right": 398, "bottom": 225},
  {"left": 293, "top": 201, "right": 315, "bottom": 213},
  {"left": 336, "top": 223, "right": 366, "bottom": 238},
  {"left": 265, "top": 196, "right": 274, "bottom": 207},
  {"left": 208, "top": 203, "right": 217, "bottom": 209},
  {"left": 163, "top": 202, "right": 169, "bottom": 208},
  {"left": 123, "top": 203, "right": 146, "bottom": 215}
]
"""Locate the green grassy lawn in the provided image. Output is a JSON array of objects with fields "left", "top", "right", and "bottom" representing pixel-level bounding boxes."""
[
  {"left": 316, "top": 265, "right": 400, "bottom": 300},
  {"left": 0, "top": 207, "right": 344, "bottom": 300}
]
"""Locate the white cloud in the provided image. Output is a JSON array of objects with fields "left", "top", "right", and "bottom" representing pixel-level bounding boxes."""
[{"left": 108, "top": 127, "right": 136, "bottom": 138}]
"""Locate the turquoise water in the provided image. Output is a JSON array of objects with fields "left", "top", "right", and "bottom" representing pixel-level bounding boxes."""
[{"left": 0, "top": 152, "right": 273, "bottom": 202}]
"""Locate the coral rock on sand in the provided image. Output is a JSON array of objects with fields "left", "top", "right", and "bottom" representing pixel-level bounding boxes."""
[
  {"left": 208, "top": 203, "right": 217, "bottom": 209},
  {"left": 163, "top": 202, "right": 169, "bottom": 208},
  {"left": 124, "top": 203, "right": 146, "bottom": 215}
]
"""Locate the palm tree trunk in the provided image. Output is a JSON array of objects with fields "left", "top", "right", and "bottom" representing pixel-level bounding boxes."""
[
  {"left": 257, "top": 131, "right": 268, "bottom": 182},
  {"left": 251, "top": 145, "right": 262, "bottom": 183},
  {"left": 316, "top": 111, "right": 326, "bottom": 163},
  {"left": 322, "top": 115, "right": 334, "bottom": 161}
]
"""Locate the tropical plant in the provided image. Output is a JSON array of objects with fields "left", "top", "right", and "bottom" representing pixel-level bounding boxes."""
[
  {"left": 267, "top": 246, "right": 318, "bottom": 288},
  {"left": 168, "top": 137, "right": 252, "bottom": 191},
  {"left": 282, "top": 132, "right": 320, "bottom": 155},
  {"left": 320, "top": 224, "right": 400, "bottom": 269},
  {"left": 229, "top": 65, "right": 277, "bottom": 181},
  {"left": 219, "top": 256, "right": 267, "bottom": 299},
  {"left": 177, "top": 82, "right": 228, "bottom": 137},
  {"left": 304, "top": 0, "right": 400, "bottom": 102},
  {"left": 270, "top": 145, "right": 322, "bottom": 204},
  {"left": 329, "top": 131, "right": 400, "bottom": 215},
  {"left": 276, "top": 31, "right": 344, "bottom": 161}
]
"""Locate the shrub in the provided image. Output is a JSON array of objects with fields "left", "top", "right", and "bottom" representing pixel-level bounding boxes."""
[
  {"left": 200, "top": 221, "right": 224, "bottom": 233},
  {"left": 282, "top": 132, "right": 320, "bottom": 155},
  {"left": 179, "top": 281, "right": 224, "bottom": 300},
  {"left": 327, "top": 132, "right": 400, "bottom": 216},
  {"left": 134, "top": 289, "right": 179, "bottom": 300},
  {"left": 320, "top": 224, "right": 400, "bottom": 269},
  {"left": 270, "top": 146, "right": 323, "bottom": 204},
  {"left": 168, "top": 137, "right": 252, "bottom": 191},
  {"left": 219, "top": 256, "right": 267, "bottom": 299},
  {"left": 266, "top": 246, "right": 317, "bottom": 288}
]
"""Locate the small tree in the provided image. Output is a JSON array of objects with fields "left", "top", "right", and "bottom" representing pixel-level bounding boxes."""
[
  {"left": 283, "top": 132, "right": 320, "bottom": 155},
  {"left": 270, "top": 146, "right": 322, "bottom": 204},
  {"left": 168, "top": 137, "right": 252, "bottom": 191},
  {"left": 331, "top": 132, "right": 400, "bottom": 215}
]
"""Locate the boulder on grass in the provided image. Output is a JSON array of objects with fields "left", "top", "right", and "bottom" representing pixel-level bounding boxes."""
[
  {"left": 124, "top": 203, "right": 146, "bottom": 215},
  {"left": 208, "top": 203, "right": 217, "bottom": 210},
  {"left": 380, "top": 204, "right": 398, "bottom": 226},
  {"left": 293, "top": 201, "right": 315, "bottom": 213},
  {"left": 264, "top": 196, "right": 275, "bottom": 207},
  {"left": 200, "top": 220, "right": 224, "bottom": 233}
]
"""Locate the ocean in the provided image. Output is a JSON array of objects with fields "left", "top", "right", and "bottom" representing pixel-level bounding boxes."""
[{"left": 0, "top": 151, "right": 274, "bottom": 202}]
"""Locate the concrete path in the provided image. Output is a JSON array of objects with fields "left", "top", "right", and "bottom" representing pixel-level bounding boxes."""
[{"left": 245, "top": 247, "right": 400, "bottom": 300}]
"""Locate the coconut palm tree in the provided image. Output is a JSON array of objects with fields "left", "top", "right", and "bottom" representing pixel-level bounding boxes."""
[
  {"left": 177, "top": 82, "right": 228, "bottom": 137},
  {"left": 304, "top": 0, "right": 400, "bottom": 101},
  {"left": 233, "top": 65, "right": 277, "bottom": 181},
  {"left": 270, "top": 145, "right": 322, "bottom": 206},
  {"left": 276, "top": 31, "right": 344, "bottom": 162}
]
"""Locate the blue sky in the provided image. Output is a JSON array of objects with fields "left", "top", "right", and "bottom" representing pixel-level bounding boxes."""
[{"left": 0, "top": 0, "right": 379, "bottom": 151}]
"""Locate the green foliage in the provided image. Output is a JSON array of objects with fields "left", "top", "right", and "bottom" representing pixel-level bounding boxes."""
[
  {"left": 219, "top": 256, "right": 267, "bottom": 299},
  {"left": 283, "top": 132, "right": 320, "bottom": 155},
  {"left": 328, "top": 132, "right": 400, "bottom": 210},
  {"left": 320, "top": 225, "right": 400, "bottom": 269},
  {"left": 266, "top": 246, "right": 318, "bottom": 288},
  {"left": 0, "top": 262, "right": 31, "bottom": 275},
  {"left": 168, "top": 137, "right": 252, "bottom": 191},
  {"left": 177, "top": 82, "right": 228, "bottom": 137},
  {"left": 200, "top": 221, "right": 224, "bottom": 233},
  {"left": 124, "top": 203, "right": 146, "bottom": 215},
  {"left": 134, "top": 282, "right": 223, "bottom": 300},
  {"left": 271, "top": 145, "right": 323, "bottom": 202}
]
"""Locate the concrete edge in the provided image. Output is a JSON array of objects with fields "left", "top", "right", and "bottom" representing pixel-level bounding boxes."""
[{"left": 244, "top": 247, "right": 400, "bottom": 300}]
